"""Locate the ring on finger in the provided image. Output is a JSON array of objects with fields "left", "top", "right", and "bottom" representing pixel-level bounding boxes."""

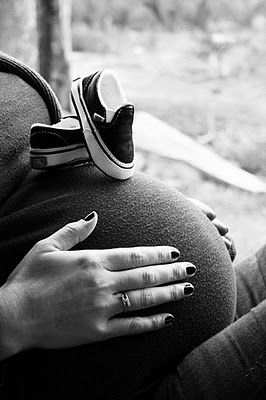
[{"left": 119, "top": 292, "right": 131, "bottom": 313}]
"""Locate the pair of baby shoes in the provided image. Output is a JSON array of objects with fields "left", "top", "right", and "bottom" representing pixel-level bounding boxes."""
[{"left": 30, "top": 69, "right": 135, "bottom": 180}]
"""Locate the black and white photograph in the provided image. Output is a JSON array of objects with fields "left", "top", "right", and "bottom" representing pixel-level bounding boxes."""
[{"left": 0, "top": 1, "right": 266, "bottom": 399}]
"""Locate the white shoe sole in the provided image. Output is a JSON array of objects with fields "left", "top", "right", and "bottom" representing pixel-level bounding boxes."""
[
  {"left": 30, "top": 143, "right": 89, "bottom": 169},
  {"left": 71, "top": 78, "right": 135, "bottom": 180}
]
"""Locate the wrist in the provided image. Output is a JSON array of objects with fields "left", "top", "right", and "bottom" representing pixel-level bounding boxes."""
[{"left": 0, "top": 285, "right": 29, "bottom": 361}]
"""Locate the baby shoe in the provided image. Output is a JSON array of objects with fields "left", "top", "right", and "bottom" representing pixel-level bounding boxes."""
[
  {"left": 30, "top": 116, "right": 89, "bottom": 170},
  {"left": 71, "top": 69, "right": 135, "bottom": 180}
]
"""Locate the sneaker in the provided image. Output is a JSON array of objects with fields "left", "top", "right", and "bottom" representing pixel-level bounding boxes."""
[
  {"left": 71, "top": 69, "right": 135, "bottom": 180},
  {"left": 30, "top": 116, "right": 89, "bottom": 170}
]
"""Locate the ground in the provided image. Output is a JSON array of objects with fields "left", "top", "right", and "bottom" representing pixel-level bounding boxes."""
[{"left": 70, "top": 27, "right": 266, "bottom": 264}]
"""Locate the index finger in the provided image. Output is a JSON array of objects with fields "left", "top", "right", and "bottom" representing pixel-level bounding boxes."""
[
  {"left": 96, "top": 246, "right": 180, "bottom": 271},
  {"left": 212, "top": 218, "right": 229, "bottom": 236},
  {"left": 188, "top": 197, "right": 216, "bottom": 221}
]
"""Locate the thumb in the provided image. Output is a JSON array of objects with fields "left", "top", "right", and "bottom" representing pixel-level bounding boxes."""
[{"left": 44, "top": 211, "right": 98, "bottom": 251}]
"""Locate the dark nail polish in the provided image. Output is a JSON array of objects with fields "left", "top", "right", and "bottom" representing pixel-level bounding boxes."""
[
  {"left": 171, "top": 250, "right": 180, "bottom": 259},
  {"left": 165, "top": 315, "right": 174, "bottom": 325},
  {"left": 84, "top": 211, "right": 96, "bottom": 221},
  {"left": 184, "top": 284, "right": 194, "bottom": 295},
  {"left": 186, "top": 265, "right": 197, "bottom": 276}
]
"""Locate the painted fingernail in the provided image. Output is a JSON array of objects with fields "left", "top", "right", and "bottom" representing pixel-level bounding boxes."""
[
  {"left": 84, "top": 211, "right": 96, "bottom": 221},
  {"left": 186, "top": 265, "right": 197, "bottom": 276},
  {"left": 171, "top": 250, "right": 180, "bottom": 259},
  {"left": 184, "top": 284, "right": 194, "bottom": 295},
  {"left": 165, "top": 315, "right": 174, "bottom": 325}
]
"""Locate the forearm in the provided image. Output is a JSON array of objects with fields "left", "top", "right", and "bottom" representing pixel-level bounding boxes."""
[
  {"left": 154, "top": 299, "right": 266, "bottom": 400},
  {"left": 0, "top": 286, "right": 24, "bottom": 362}
]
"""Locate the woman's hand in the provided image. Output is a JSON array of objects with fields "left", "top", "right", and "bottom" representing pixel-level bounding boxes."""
[
  {"left": 0, "top": 211, "right": 196, "bottom": 361},
  {"left": 188, "top": 197, "right": 236, "bottom": 261}
]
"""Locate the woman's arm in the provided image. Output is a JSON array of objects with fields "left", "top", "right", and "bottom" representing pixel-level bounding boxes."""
[
  {"left": 0, "top": 211, "right": 196, "bottom": 362},
  {"left": 154, "top": 299, "right": 266, "bottom": 400}
]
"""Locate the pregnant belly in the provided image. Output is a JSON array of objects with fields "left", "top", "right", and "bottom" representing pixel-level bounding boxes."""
[{"left": 0, "top": 167, "right": 236, "bottom": 400}]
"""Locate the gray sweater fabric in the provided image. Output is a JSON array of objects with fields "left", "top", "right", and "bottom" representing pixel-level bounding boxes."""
[{"left": 0, "top": 51, "right": 61, "bottom": 207}]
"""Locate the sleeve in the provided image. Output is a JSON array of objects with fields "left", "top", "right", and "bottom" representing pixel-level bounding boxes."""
[
  {"left": 234, "top": 244, "right": 266, "bottom": 319},
  {"left": 153, "top": 299, "right": 266, "bottom": 400}
]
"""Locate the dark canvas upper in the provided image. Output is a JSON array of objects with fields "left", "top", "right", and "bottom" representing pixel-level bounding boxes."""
[
  {"left": 82, "top": 72, "right": 134, "bottom": 164},
  {"left": 30, "top": 124, "right": 84, "bottom": 149}
]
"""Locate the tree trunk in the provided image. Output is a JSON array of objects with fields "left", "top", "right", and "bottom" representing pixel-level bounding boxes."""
[
  {"left": 0, "top": 0, "right": 38, "bottom": 69},
  {"left": 36, "top": 0, "right": 72, "bottom": 111},
  {"left": 196, "top": 0, "right": 209, "bottom": 31}
]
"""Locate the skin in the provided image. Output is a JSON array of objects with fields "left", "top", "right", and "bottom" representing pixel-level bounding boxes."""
[{"left": 0, "top": 200, "right": 233, "bottom": 362}]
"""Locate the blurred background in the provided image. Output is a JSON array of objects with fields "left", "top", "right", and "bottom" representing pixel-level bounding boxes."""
[{"left": 1, "top": 0, "right": 266, "bottom": 263}]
